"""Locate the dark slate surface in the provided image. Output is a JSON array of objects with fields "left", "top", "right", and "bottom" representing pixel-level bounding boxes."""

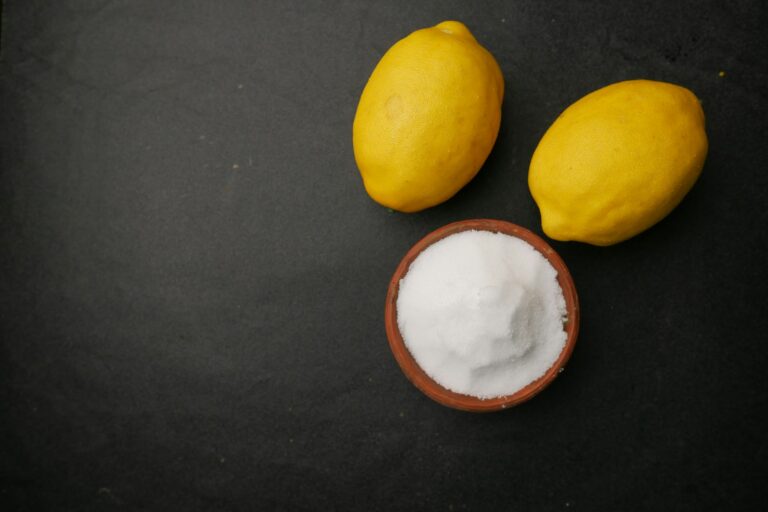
[{"left": 1, "top": 1, "right": 766, "bottom": 510}]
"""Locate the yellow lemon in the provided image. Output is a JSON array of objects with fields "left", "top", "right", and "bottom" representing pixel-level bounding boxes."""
[
  {"left": 529, "top": 79, "right": 708, "bottom": 246},
  {"left": 353, "top": 21, "right": 504, "bottom": 212}
]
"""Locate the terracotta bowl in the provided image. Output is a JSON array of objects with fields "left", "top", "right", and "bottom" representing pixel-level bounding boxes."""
[{"left": 385, "top": 219, "right": 580, "bottom": 412}]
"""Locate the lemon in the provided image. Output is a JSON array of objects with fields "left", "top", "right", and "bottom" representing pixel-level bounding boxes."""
[
  {"left": 353, "top": 21, "right": 504, "bottom": 212},
  {"left": 529, "top": 79, "right": 708, "bottom": 246}
]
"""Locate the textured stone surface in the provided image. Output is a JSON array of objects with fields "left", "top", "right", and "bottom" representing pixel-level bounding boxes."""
[{"left": 1, "top": 1, "right": 766, "bottom": 510}]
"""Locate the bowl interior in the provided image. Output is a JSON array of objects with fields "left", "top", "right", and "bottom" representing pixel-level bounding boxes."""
[{"left": 384, "top": 219, "right": 580, "bottom": 412}]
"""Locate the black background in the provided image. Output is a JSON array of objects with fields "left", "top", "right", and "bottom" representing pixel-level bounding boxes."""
[{"left": 1, "top": 1, "right": 767, "bottom": 510}]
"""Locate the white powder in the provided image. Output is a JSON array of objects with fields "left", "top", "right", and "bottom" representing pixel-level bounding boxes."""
[{"left": 396, "top": 230, "right": 568, "bottom": 399}]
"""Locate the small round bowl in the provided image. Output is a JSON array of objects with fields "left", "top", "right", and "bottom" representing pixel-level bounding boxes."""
[{"left": 385, "top": 219, "right": 580, "bottom": 412}]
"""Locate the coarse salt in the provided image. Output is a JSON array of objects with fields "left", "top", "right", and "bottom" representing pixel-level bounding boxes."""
[{"left": 396, "top": 230, "right": 567, "bottom": 399}]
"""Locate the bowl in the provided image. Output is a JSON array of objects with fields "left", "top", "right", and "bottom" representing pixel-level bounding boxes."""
[{"left": 384, "top": 219, "right": 580, "bottom": 412}]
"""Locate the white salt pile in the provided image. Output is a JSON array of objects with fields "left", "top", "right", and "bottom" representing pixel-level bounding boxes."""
[{"left": 396, "top": 230, "right": 567, "bottom": 399}]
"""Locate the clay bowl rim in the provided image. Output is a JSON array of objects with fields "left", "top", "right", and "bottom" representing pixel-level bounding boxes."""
[{"left": 384, "top": 219, "right": 580, "bottom": 412}]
